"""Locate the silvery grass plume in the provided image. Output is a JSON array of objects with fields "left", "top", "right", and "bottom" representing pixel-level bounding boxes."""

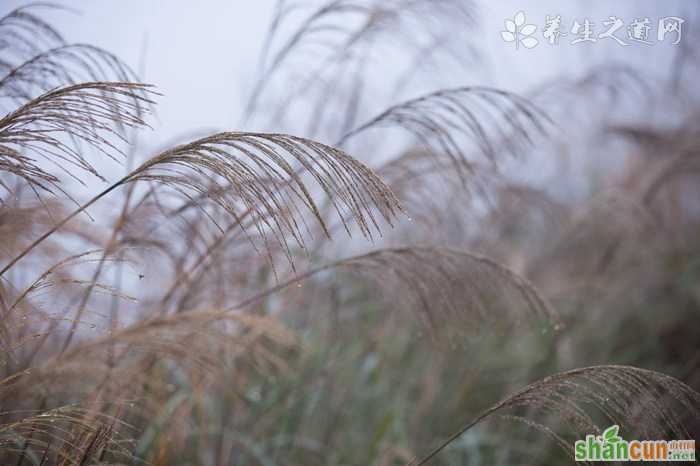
[
  {"left": 3, "top": 249, "right": 137, "bottom": 363},
  {"left": 246, "top": 0, "right": 474, "bottom": 136},
  {"left": 0, "top": 82, "right": 155, "bottom": 198},
  {"left": 339, "top": 86, "right": 552, "bottom": 200},
  {"left": 0, "top": 405, "right": 132, "bottom": 465},
  {"left": 2, "top": 3, "right": 698, "bottom": 466},
  {"left": 292, "top": 86, "right": 552, "bottom": 241},
  {"left": 410, "top": 365, "right": 700, "bottom": 465},
  {"left": 0, "top": 4, "right": 140, "bottom": 107},
  {"left": 0, "top": 131, "right": 404, "bottom": 278},
  {"left": 6, "top": 311, "right": 297, "bottom": 398},
  {"left": 611, "top": 121, "right": 700, "bottom": 206},
  {"left": 2, "top": 309, "right": 297, "bottom": 465},
  {"left": 0, "top": 15, "right": 404, "bottom": 277},
  {"left": 232, "top": 246, "right": 560, "bottom": 339}
]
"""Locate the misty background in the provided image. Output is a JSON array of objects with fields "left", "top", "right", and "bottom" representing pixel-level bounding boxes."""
[{"left": 3, "top": 2, "right": 700, "bottom": 464}]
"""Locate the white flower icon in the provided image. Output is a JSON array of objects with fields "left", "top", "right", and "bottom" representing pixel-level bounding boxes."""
[{"left": 501, "top": 11, "right": 539, "bottom": 49}]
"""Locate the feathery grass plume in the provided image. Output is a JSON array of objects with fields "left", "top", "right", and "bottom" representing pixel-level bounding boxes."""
[
  {"left": 0, "top": 81, "right": 156, "bottom": 198},
  {"left": 0, "top": 43, "right": 143, "bottom": 107},
  {"left": 0, "top": 3, "right": 66, "bottom": 63},
  {"left": 354, "top": 147, "right": 495, "bottom": 240},
  {"left": 479, "top": 184, "right": 567, "bottom": 249},
  {"left": 3, "top": 3, "right": 699, "bottom": 465},
  {"left": 0, "top": 131, "right": 403, "bottom": 277},
  {"left": 246, "top": 0, "right": 473, "bottom": 133},
  {"left": 0, "top": 198, "right": 64, "bottom": 252},
  {"left": 336, "top": 247, "right": 559, "bottom": 336},
  {"left": 409, "top": 365, "right": 700, "bottom": 465},
  {"left": 2, "top": 248, "right": 137, "bottom": 365},
  {"left": 0, "top": 188, "right": 109, "bottom": 291},
  {"left": 60, "top": 310, "right": 298, "bottom": 374},
  {"left": 339, "top": 86, "right": 552, "bottom": 194},
  {"left": 0, "top": 4, "right": 142, "bottom": 106},
  {"left": 532, "top": 64, "right": 654, "bottom": 123},
  {"left": 372, "top": 147, "right": 471, "bottom": 224},
  {"left": 610, "top": 121, "right": 700, "bottom": 206},
  {"left": 0, "top": 312, "right": 297, "bottom": 464},
  {"left": 151, "top": 218, "right": 277, "bottom": 313},
  {"left": 534, "top": 192, "right": 657, "bottom": 281},
  {"left": 0, "top": 404, "right": 132, "bottom": 465},
  {"left": 529, "top": 120, "right": 700, "bottom": 286},
  {"left": 2, "top": 311, "right": 297, "bottom": 402},
  {"left": 233, "top": 246, "right": 559, "bottom": 338},
  {"left": 105, "top": 133, "right": 403, "bottom": 269},
  {"left": 301, "top": 87, "right": 552, "bottom": 241}
]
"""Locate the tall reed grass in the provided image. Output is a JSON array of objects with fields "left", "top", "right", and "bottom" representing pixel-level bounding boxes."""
[{"left": 1, "top": 2, "right": 699, "bottom": 465}]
